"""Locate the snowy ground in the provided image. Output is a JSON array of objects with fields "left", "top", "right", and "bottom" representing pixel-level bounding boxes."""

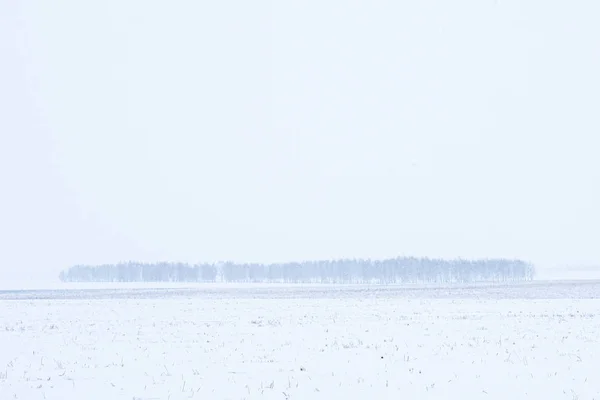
[{"left": 1, "top": 284, "right": 600, "bottom": 400}]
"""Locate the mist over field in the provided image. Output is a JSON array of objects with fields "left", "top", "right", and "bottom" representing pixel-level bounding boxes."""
[
  {"left": 2, "top": 0, "right": 600, "bottom": 398},
  {"left": 2, "top": 0, "right": 600, "bottom": 286}
]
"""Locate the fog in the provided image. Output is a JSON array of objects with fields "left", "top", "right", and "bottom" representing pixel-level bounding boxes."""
[{"left": 1, "top": 0, "right": 599, "bottom": 287}]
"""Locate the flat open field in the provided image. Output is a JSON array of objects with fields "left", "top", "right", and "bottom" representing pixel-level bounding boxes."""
[{"left": 1, "top": 281, "right": 600, "bottom": 399}]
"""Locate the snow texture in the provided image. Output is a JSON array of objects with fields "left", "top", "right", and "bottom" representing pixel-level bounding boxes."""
[{"left": 1, "top": 282, "right": 599, "bottom": 399}]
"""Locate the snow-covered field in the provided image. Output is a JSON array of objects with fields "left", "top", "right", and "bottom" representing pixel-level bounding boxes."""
[{"left": 1, "top": 283, "right": 600, "bottom": 400}]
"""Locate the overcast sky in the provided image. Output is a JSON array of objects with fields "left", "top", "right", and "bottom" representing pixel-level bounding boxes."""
[{"left": 1, "top": 0, "right": 599, "bottom": 285}]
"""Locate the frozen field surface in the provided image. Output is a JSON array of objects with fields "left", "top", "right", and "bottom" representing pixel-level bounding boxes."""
[
  {"left": 1, "top": 282, "right": 600, "bottom": 400},
  {"left": 2, "top": 279, "right": 600, "bottom": 300}
]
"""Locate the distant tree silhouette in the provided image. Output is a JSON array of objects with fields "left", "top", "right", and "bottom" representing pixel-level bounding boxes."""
[{"left": 59, "top": 257, "right": 535, "bottom": 284}]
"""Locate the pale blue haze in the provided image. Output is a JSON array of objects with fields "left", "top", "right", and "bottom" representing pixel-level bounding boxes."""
[{"left": 1, "top": 0, "right": 599, "bottom": 286}]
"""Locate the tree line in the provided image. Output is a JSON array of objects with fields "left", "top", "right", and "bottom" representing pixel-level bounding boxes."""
[{"left": 59, "top": 257, "right": 535, "bottom": 284}]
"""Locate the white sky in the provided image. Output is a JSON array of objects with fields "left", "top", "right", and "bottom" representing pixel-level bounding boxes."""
[{"left": 1, "top": 0, "right": 599, "bottom": 285}]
